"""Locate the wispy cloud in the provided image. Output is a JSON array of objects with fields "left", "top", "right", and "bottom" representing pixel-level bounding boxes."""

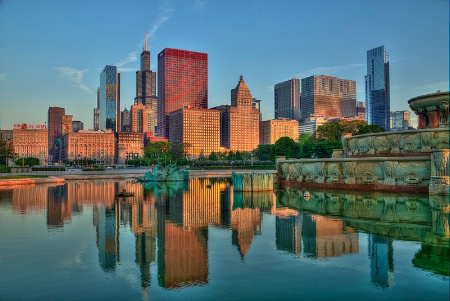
[
  {"left": 194, "top": 0, "right": 207, "bottom": 12},
  {"left": 410, "top": 81, "right": 449, "bottom": 93},
  {"left": 292, "top": 64, "right": 365, "bottom": 80},
  {"left": 55, "top": 66, "right": 90, "bottom": 92},
  {"left": 116, "top": 52, "right": 138, "bottom": 68},
  {"left": 115, "top": 1, "right": 175, "bottom": 69},
  {"left": 0, "top": 73, "right": 5, "bottom": 81}
]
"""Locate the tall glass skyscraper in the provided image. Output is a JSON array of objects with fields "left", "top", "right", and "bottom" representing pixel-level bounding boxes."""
[
  {"left": 274, "top": 78, "right": 301, "bottom": 120},
  {"left": 157, "top": 48, "right": 208, "bottom": 138},
  {"left": 365, "top": 46, "right": 390, "bottom": 130},
  {"left": 100, "top": 65, "right": 120, "bottom": 132}
]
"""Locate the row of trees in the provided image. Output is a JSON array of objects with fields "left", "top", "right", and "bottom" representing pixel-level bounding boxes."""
[{"left": 252, "top": 119, "right": 385, "bottom": 160}]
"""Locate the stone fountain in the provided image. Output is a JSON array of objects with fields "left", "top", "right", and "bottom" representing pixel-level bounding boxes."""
[{"left": 277, "top": 91, "right": 449, "bottom": 196}]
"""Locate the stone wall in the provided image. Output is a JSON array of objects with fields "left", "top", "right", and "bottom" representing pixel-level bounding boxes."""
[{"left": 277, "top": 156, "right": 430, "bottom": 192}]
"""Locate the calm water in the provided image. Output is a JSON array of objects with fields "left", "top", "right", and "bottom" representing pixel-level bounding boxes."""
[{"left": 0, "top": 178, "right": 448, "bottom": 301}]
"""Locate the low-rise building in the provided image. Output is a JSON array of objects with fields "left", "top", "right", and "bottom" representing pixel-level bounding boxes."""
[
  {"left": 62, "top": 130, "right": 115, "bottom": 165},
  {"left": 260, "top": 118, "right": 299, "bottom": 144},
  {"left": 12, "top": 124, "right": 48, "bottom": 165}
]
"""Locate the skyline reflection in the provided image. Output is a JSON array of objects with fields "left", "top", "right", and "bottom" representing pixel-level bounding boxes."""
[{"left": 0, "top": 178, "right": 448, "bottom": 295}]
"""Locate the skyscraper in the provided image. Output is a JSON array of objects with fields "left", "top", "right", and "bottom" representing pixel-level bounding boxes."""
[
  {"left": 274, "top": 78, "right": 301, "bottom": 120},
  {"left": 300, "top": 75, "right": 356, "bottom": 121},
  {"left": 48, "top": 106, "right": 65, "bottom": 163},
  {"left": 135, "top": 33, "right": 157, "bottom": 105},
  {"left": 157, "top": 48, "right": 208, "bottom": 138},
  {"left": 99, "top": 65, "right": 120, "bottom": 132},
  {"left": 216, "top": 75, "right": 260, "bottom": 152},
  {"left": 365, "top": 45, "right": 390, "bottom": 130}
]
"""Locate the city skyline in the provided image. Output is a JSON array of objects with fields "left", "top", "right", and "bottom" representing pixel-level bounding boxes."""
[{"left": 0, "top": 0, "right": 448, "bottom": 130}]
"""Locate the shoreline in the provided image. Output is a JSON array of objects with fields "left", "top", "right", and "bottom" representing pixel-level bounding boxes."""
[{"left": 0, "top": 169, "right": 277, "bottom": 188}]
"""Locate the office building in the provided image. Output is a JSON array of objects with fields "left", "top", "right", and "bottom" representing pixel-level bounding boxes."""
[
  {"left": 48, "top": 106, "right": 65, "bottom": 163},
  {"left": 260, "top": 118, "right": 299, "bottom": 145},
  {"left": 0, "top": 129, "right": 13, "bottom": 142},
  {"left": 169, "top": 107, "right": 221, "bottom": 158},
  {"left": 391, "top": 110, "right": 411, "bottom": 131},
  {"left": 93, "top": 108, "right": 100, "bottom": 131},
  {"left": 356, "top": 101, "right": 366, "bottom": 119},
  {"left": 62, "top": 129, "right": 115, "bottom": 165},
  {"left": 216, "top": 76, "right": 260, "bottom": 152},
  {"left": 157, "top": 48, "right": 208, "bottom": 138},
  {"left": 301, "top": 75, "right": 356, "bottom": 121},
  {"left": 365, "top": 46, "right": 390, "bottom": 130},
  {"left": 99, "top": 65, "right": 120, "bottom": 132},
  {"left": 116, "top": 132, "right": 144, "bottom": 164},
  {"left": 121, "top": 106, "right": 131, "bottom": 132},
  {"left": 298, "top": 114, "right": 329, "bottom": 135},
  {"left": 13, "top": 124, "right": 48, "bottom": 165},
  {"left": 274, "top": 78, "right": 301, "bottom": 120},
  {"left": 72, "top": 121, "right": 84, "bottom": 132}
]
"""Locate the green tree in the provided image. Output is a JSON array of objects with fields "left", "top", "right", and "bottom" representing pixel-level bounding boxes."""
[
  {"left": 0, "top": 140, "right": 15, "bottom": 165},
  {"left": 208, "top": 151, "right": 218, "bottom": 161},
  {"left": 175, "top": 142, "right": 192, "bottom": 160},
  {"left": 254, "top": 144, "right": 273, "bottom": 161},
  {"left": 270, "top": 137, "right": 300, "bottom": 159},
  {"left": 144, "top": 141, "right": 173, "bottom": 165},
  {"left": 14, "top": 157, "right": 40, "bottom": 167}
]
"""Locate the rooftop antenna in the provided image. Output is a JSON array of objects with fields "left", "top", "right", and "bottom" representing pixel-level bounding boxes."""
[{"left": 144, "top": 32, "right": 148, "bottom": 52}]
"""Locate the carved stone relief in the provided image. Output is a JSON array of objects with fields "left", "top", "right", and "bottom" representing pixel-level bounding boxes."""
[
  {"left": 361, "top": 172, "right": 377, "bottom": 184},
  {"left": 380, "top": 161, "right": 398, "bottom": 185}
]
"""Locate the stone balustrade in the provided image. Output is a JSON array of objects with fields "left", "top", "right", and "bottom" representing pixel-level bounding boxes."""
[{"left": 341, "top": 128, "right": 448, "bottom": 157}]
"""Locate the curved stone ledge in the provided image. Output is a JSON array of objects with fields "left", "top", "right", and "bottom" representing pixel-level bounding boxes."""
[
  {"left": 342, "top": 128, "right": 449, "bottom": 157},
  {"left": 277, "top": 156, "right": 431, "bottom": 192}
]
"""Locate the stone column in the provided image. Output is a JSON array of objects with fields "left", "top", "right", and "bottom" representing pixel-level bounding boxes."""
[{"left": 430, "top": 149, "right": 450, "bottom": 195}]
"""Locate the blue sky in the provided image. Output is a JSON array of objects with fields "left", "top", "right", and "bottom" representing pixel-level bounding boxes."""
[{"left": 0, "top": 0, "right": 448, "bottom": 130}]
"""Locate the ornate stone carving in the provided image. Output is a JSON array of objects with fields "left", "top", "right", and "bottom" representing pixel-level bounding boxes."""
[
  {"left": 437, "top": 101, "right": 449, "bottom": 126},
  {"left": 374, "top": 137, "right": 390, "bottom": 153},
  {"left": 433, "top": 152, "right": 448, "bottom": 176},
  {"left": 304, "top": 172, "right": 315, "bottom": 182},
  {"left": 403, "top": 142, "right": 416, "bottom": 153},
  {"left": 280, "top": 163, "right": 289, "bottom": 180},
  {"left": 361, "top": 172, "right": 376, "bottom": 184},
  {"left": 329, "top": 172, "right": 341, "bottom": 183},
  {"left": 349, "top": 139, "right": 358, "bottom": 155},
  {"left": 343, "top": 162, "right": 357, "bottom": 184},
  {"left": 420, "top": 132, "right": 432, "bottom": 152},
  {"left": 405, "top": 172, "right": 421, "bottom": 185},
  {"left": 381, "top": 161, "right": 398, "bottom": 185}
]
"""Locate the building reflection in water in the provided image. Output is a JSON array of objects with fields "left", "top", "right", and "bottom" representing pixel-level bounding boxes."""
[
  {"left": 0, "top": 178, "right": 448, "bottom": 295},
  {"left": 368, "top": 236, "right": 394, "bottom": 287}
]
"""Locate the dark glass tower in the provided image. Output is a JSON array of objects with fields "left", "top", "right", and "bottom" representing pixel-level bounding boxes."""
[
  {"left": 365, "top": 46, "right": 390, "bottom": 130},
  {"left": 135, "top": 33, "right": 157, "bottom": 106},
  {"left": 100, "top": 65, "right": 120, "bottom": 132},
  {"left": 274, "top": 78, "right": 301, "bottom": 120}
]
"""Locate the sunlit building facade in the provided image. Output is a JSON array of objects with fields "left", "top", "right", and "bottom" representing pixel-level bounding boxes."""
[
  {"left": 301, "top": 75, "right": 356, "bottom": 121},
  {"left": 218, "top": 76, "right": 260, "bottom": 152},
  {"left": 169, "top": 107, "right": 221, "bottom": 158},
  {"left": 116, "top": 132, "right": 144, "bottom": 165},
  {"left": 365, "top": 45, "right": 390, "bottom": 130},
  {"left": 260, "top": 118, "right": 299, "bottom": 145},
  {"left": 13, "top": 126, "right": 48, "bottom": 165},
  {"left": 62, "top": 130, "right": 115, "bottom": 165},
  {"left": 100, "top": 65, "right": 120, "bottom": 132},
  {"left": 157, "top": 48, "right": 208, "bottom": 138},
  {"left": 391, "top": 110, "right": 411, "bottom": 131},
  {"left": 274, "top": 78, "right": 301, "bottom": 120}
]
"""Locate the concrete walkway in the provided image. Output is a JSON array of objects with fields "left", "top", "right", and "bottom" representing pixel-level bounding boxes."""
[{"left": 0, "top": 168, "right": 277, "bottom": 188}]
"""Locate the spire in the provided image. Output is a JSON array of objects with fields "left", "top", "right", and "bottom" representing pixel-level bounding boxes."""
[{"left": 144, "top": 32, "right": 148, "bottom": 52}]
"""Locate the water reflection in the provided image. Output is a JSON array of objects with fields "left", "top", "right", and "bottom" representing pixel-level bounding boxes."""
[{"left": 0, "top": 179, "right": 448, "bottom": 298}]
